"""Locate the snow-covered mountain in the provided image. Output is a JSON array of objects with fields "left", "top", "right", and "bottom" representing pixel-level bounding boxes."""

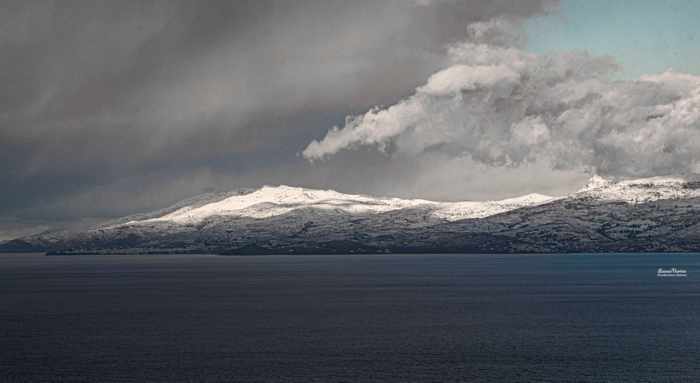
[
  {"left": 125, "top": 185, "right": 555, "bottom": 224},
  {"left": 576, "top": 175, "right": 700, "bottom": 203},
  {"left": 5, "top": 176, "right": 700, "bottom": 254}
]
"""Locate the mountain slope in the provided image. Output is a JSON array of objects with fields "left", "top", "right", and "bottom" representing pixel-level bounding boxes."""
[
  {"left": 5, "top": 176, "right": 700, "bottom": 254},
  {"left": 124, "top": 185, "right": 554, "bottom": 224}
]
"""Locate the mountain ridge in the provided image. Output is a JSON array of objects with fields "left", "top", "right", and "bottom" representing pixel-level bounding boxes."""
[
  {"left": 5, "top": 175, "right": 700, "bottom": 255},
  {"left": 125, "top": 184, "right": 556, "bottom": 225}
]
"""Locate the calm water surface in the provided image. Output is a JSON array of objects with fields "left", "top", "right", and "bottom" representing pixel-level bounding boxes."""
[{"left": 1, "top": 253, "right": 699, "bottom": 382}]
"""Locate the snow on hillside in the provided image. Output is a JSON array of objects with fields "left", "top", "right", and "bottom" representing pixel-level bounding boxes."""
[
  {"left": 119, "top": 175, "right": 700, "bottom": 227},
  {"left": 431, "top": 193, "right": 555, "bottom": 220},
  {"left": 128, "top": 185, "right": 556, "bottom": 225},
  {"left": 11, "top": 175, "right": 700, "bottom": 255},
  {"left": 575, "top": 175, "right": 700, "bottom": 203}
]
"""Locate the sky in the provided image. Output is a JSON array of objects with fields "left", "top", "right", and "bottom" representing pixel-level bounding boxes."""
[
  {"left": 526, "top": 0, "right": 700, "bottom": 79},
  {"left": 2, "top": 0, "right": 700, "bottom": 239}
]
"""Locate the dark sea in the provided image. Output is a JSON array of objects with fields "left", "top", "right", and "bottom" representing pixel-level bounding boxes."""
[{"left": 1, "top": 253, "right": 699, "bottom": 382}]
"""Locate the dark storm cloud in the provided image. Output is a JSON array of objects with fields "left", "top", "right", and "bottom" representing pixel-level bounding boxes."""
[{"left": 1, "top": 0, "right": 556, "bottom": 236}]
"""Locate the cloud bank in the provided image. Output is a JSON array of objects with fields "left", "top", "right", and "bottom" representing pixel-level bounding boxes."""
[
  {"left": 304, "top": 19, "right": 700, "bottom": 177},
  {"left": 1, "top": 1, "right": 559, "bottom": 238}
]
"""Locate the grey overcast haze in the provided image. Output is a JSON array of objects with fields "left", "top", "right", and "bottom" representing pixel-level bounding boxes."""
[{"left": 4, "top": 0, "right": 700, "bottom": 240}]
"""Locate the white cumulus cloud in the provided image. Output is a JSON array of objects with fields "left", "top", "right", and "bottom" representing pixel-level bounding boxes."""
[{"left": 303, "top": 18, "right": 700, "bottom": 177}]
